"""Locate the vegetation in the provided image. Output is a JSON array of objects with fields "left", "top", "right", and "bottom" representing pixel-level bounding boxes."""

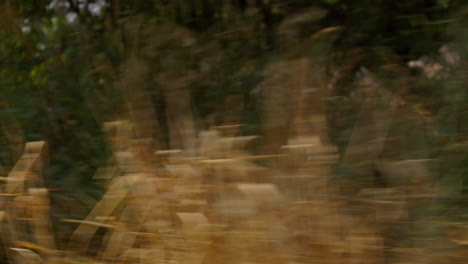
[{"left": 0, "top": 0, "right": 467, "bottom": 263}]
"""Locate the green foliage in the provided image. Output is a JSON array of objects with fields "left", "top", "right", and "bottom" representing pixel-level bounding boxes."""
[{"left": 0, "top": 0, "right": 466, "bottom": 213}]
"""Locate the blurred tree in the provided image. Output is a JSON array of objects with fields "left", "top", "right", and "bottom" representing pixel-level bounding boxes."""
[{"left": 0, "top": 0, "right": 466, "bottom": 226}]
